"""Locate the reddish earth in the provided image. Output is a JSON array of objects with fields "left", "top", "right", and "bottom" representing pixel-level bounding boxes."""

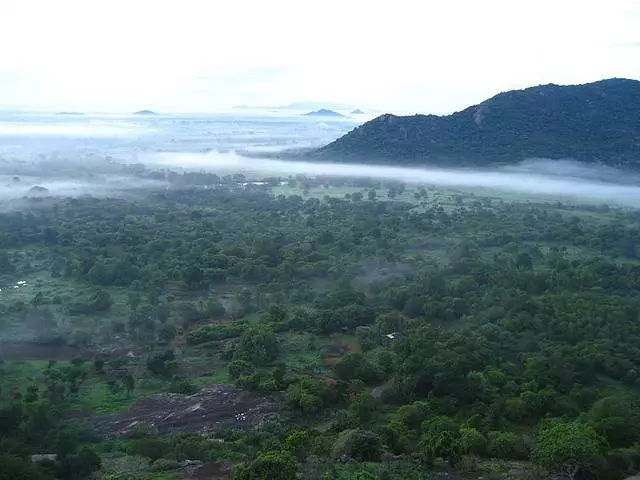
[
  {"left": 90, "top": 385, "right": 283, "bottom": 437},
  {"left": 321, "top": 339, "right": 360, "bottom": 367}
]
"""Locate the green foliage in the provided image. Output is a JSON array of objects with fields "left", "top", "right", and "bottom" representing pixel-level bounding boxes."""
[
  {"left": 420, "top": 416, "right": 461, "bottom": 465},
  {"left": 532, "top": 421, "right": 605, "bottom": 479},
  {"left": 146, "top": 350, "right": 177, "bottom": 376},
  {"left": 284, "top": 430, "right": 311, "bottom": 459},
  {"left": 588, "top": 395, "right": 640, "bottom": 447},
  {"left": 55, "top": 448, "right": 102, "bottom": 480},
  {"left": 228, "top": 360, "right": 256, "bottom": 379},
  {"left": 317, "top": 78, "right": 640, "bottom": 167},
  {"left": 334, "top": 353, "right": 383, "bottom": 386},
  {"left": 128, "top": 437, "right": 171, "bottom": 461},
  {"left": 285, "top": 378, "right": 332, "bottom": 413},
  {"left": 186, "top": 323, "right": 245, "bottom": 345},
  {"left": 65, "top": 288, "right": 113, "bottom": 315},
  {"left": 234, "top": 323, "right": 279, "bottom": 366},
  {"left": 9, "top": 167, "right": 640, "bottom": 478},
  {"left": 487, "top": 432, "right": 529, "bottom": 460},
  {"left": 332, "top": 429, "right": 384, "bottom": 462},
  {"left": 169, "top": 378, "right": 198, "bottom": 395},
  {"left": 235, "top": 450, "right": 298, "bottom": 480},
  {"left": 459, "top": 427, "right": 487, "bottom": 456},
  {"left": 0, "top": 454, "right": 53, "bottom": 480}
]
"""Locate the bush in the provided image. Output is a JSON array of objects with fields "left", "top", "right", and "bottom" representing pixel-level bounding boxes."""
[
  {"left": 169, "top": 378, "right": 199, "bottom": 395},
  {"left": 146, "top": 350, "right": 178, "bottom": 376},
  {"left": 487, "top": 431, "right": 529, "bottom": 460},
  {"left": 150, "top": 458, "right": 180, "bottom": 472},
  {"left": 228, "top": 360, "right": 255, "bottom": 379},
  {"left": 128, "top": 438, "right": 170, "bottom": 461},
  {"left": 285, "top": 379, "right": 331, "bottom": 413},
  {"left": 186, "top": 323, "right": 245, "bottom": 345},
  {"left": 332, "top": 429, "right": 384, "bottom": 462},
  {"left": 459, "top": 427, "right": 487, "bottom": 456},
  {"left": 235, "top": 450, "right": 298, "bottom": 480},
  {"left": 334, "top": 353, "right": 384, "bottom": 386}
]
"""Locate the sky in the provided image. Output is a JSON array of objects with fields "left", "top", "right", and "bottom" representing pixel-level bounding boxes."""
[{"left": 0, "top": 0, "right": 638, "bottom": 114}]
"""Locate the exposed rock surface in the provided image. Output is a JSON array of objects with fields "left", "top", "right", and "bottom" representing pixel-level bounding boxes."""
[{"left": 91, "top": 385, "right": 282, "bottom": 437}]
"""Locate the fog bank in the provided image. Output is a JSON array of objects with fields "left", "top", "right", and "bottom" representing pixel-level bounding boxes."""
[
  {"left": 0, "top": 121, "right": 150, "bottom": 137},
  {"left": 149, "top": 151, "right": 640, "bottom": 205},
  {"left": 0, "top": 174, "right": 166, "bottom": 204}
]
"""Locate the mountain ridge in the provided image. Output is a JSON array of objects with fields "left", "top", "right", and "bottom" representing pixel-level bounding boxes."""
[{"left": 313, "top": 78, "right": 640, "bottom": 168}]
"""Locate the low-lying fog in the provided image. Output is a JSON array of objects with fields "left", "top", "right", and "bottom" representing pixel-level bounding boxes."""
[
  {"left": 148, "top": 151, "right": 640, "bottom": 206},
  {"left": 0, "top": 174, "right": 166, "bottom": 208},
  {"left": 2, "top": 113, "right": 640, "bottom": 207},
  {"left": 0, "top": 121, "right": 151, "bottom": 137}
]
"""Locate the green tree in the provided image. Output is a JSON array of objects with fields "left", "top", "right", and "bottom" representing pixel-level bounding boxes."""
[
  {"left": 487, "top": 431, "right": 528, "bottom": 460},
  {"left": 588, "top": 395, "right": 640, "bottom": 447},
  {"left": 421, "top": 416, "right": 461, "bottom": 465},
  {"left": 459, "top": 427, "right": 487, "bottom": 456},
  {"left": 284, "top": 430, "right": 311, "bottom": 460},
  {"left": 234, "top": 323, "right": 278, "bottom": 366},
  {"left": 334, "top": 353, "right": 383, "bottom": 386},
  {"left": 0, "top": 454, "right": 52, "bottom": 480},
  {"left": 332, "top": 429, "right": 384, "bottom": 462},
  {"left": 236, "top": 450, "right": 298, "bottom": 480},
  {"left": 123, "top": 374, "right": 136, "bottom": 396},
  {"left": 532, "top": 421, "right": 605, "bottom": 480}
]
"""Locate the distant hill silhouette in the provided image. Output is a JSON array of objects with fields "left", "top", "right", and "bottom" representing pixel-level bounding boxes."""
[
  {"left": 303, "top": 109, "right": 345, "bottom": 118},
  {"left": 133, "top": 110, "right": 157, "bottom": 116},
  {"left": 27, "top": 186, "right": 50, "bottom": 196},
  {"left": 314, "top": 78, "right": 640, "bottom": 167},
  {"left": 351, "top": 109, "right": 364, "bottom": 114}
]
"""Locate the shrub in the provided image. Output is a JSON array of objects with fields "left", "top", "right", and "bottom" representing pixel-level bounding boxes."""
[
  {"left": 332, "top": 429, "right": 384, "bottom": 462},
  {"left": 487, "top": 431, "right": 529, "bottom": 460}
]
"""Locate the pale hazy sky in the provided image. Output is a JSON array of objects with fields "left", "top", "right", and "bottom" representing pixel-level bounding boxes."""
[{"left": 0, "top": 0, "right": 638, "bottom": 113}]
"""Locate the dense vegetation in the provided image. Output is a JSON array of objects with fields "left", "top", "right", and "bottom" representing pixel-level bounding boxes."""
[
  {"left": 315, "top": 78, "right": 640, "bottom": 167},
  {"left": 2, "top": 171, "right": 640, "bottom": 479}
]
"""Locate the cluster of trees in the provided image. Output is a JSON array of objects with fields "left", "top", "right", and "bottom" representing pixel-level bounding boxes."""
[
  {"left": 0, "top": 360, "right": 102, "bottom": 479},
  {"left": 5, "top": 178, "right": 640, "bottom": 478}
]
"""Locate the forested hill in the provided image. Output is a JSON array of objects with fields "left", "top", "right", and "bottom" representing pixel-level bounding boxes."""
[{"left": 314, "top": 78, "right": 640, "bottom": 167}]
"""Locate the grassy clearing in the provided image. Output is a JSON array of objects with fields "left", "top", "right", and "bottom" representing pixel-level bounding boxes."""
[
  {"left": 0, "top": 264, "right": 131, "bottom": 343},
  {"left": 150, "top": 473, "right": 181, "bottom": 480},
  {"left": 279, "top": 332, "right": 361, "bottom": 376},
  {"left": 279, "top": 332, "right": 326, "bottom": 374},
  {"left": 70, "top": 375, "right": 171, "bottom": 414},
  {"left": 0, "top": 359, "right": 58, "bottom": 399},
  {"left": 273, "top": 182, "right": 632, "bottom": 214}
]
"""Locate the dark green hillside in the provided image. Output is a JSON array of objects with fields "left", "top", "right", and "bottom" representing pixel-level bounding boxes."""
[{"left": 315, "top": 78, "right": 640, "bottom": 167}]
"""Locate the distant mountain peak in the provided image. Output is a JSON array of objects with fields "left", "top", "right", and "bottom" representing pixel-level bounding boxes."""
[
  {"left": 303, "top": 109, "right": 346, "bottom": 118},
  {"left": 133, "top": 110, "right": 157, "bottom": 115},
  {"left": 314, "top": 78, "right": 640, "bottom": 168}
]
